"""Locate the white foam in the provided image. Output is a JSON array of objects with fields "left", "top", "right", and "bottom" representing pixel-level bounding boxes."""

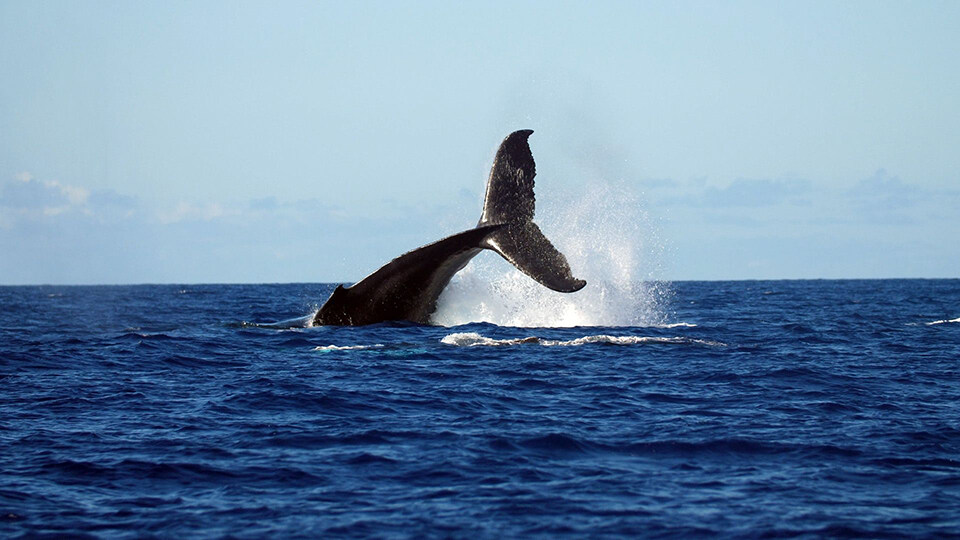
[
  {"left": 440, "top": 332, "right": 724, "bottom": 348},
  {"left": 313, "top": 343, "right": 385, "bottom": 352},
  {"left": 432, "top": 183, "right": 671, "bottom": 328},
  {"left": 926, "top": 317, "right": 960, "bottom": 326},
  {"left": 440, "top": 333, "right": 540, "bottom": 347}
]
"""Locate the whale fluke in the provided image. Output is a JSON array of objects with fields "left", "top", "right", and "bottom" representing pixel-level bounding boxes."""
[
  {"left": 484, "top": 221, "right": 586, "bottom": 293},
  {"left": 480, "top": 129, "right": 537, "bottom": 224},
  {"left": 479, "top": 130, "right": 585, "bottom": 293},
  {"left": 313, "top": 130, "right": 585, "bottom": 326}
]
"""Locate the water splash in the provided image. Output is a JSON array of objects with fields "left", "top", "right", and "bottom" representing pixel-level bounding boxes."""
[{"left": 432, "top": 183, "right": 670, "bottom": 327}]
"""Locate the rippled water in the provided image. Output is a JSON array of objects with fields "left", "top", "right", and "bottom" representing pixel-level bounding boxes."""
[{"left": 2, "top": 279, "right": 959, "bottom": 537}]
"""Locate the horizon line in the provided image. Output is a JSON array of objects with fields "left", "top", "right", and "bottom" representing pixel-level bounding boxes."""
[{"left": 2, "top": 276, "right": 958, "bottom": 287}]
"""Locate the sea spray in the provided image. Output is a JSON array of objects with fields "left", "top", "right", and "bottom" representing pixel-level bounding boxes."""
[{"left": 432, "top": 183, "right": 670, "bottom": 327}]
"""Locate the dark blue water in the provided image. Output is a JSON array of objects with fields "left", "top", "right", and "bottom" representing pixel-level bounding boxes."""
[{"left": 2, "top": 280, "right": 959, "bottom": 538}]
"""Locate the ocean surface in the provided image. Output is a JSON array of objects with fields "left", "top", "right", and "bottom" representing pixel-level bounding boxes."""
[{"left": 2, "top": 279, "right": 959, "bottom": 538}]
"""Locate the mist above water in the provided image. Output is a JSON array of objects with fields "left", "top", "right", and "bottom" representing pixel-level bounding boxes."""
[{"left": 432, "top": 184, "right": 670, "bottom": 327}]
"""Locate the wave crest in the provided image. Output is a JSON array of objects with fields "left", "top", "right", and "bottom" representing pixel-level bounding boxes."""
[
  {"left": 314, "top": 343, "right": 384, "bottom": 352},
  {"left": 926, "top": 317, "right": 960, "bottom": 326},
  {"left": 440, "top": 332, "right": 724, "bottom": 348}
]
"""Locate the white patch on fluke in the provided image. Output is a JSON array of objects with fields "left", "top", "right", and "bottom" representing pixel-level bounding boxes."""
[{"left": 432, "top": 183, "right": 670, "bottom": 327}]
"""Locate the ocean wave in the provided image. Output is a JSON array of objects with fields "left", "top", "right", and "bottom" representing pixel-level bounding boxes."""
[
  {"left": 238, "top": 312, "right": 317, "bottom": 329},
  {"left": 925, "top": 317, "right": 960, "bottom": 326},
  {"left": 314, "top": 343, "right": 385, "bottom": 352},
  {"left": 4, "top": 280, "right": 957, "bottom": 538},
  {"left": 440, "top": 332, "right": 724, "bottom": 348}
]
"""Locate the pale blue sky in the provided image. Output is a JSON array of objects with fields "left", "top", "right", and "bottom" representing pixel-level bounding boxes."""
[{"left": 1, "top": 1, "right": 958, "bottom": 284}]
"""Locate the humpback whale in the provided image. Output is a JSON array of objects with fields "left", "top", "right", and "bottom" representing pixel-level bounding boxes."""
[{"left": 313, "top": 130, "right": 586, "bottom": 326}]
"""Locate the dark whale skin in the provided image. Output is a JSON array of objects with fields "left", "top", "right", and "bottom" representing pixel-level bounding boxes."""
[{"left": 313, "top": 130, "right": 584, "bottom": 326}]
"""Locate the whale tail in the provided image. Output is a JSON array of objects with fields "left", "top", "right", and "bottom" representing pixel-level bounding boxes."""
[
  {"left": 312, "top": 129, "right": 584, "bottom": 326},
  {"left": 478, "top": 130, "right": 586, "bottom": 293}
]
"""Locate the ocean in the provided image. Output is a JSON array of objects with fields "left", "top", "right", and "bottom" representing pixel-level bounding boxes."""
[{"left": 1, "top": 279, "right": 959, "bottom": 537}]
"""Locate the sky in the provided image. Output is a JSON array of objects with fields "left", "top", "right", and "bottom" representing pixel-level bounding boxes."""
[{"left": 1, "top": 1, "right": 958, "bottom": 284}]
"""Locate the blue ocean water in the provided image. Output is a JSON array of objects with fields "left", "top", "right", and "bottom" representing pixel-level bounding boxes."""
[{"left": 1, "top": 279, "right": 959, "bottom": 538}]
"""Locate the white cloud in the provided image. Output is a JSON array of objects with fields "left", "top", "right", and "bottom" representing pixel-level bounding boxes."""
[
  {"left": 1, "top": 171, "right": 91, "bottom": 221},
  {"left": 55, "top": 181, "right": 90, "bottom": 205},
  {"left": 656, "top": 177, "right": 812, "bottom": 208},
  {"left": 156, "top": 201, "right": 232, "bottom": 224}
]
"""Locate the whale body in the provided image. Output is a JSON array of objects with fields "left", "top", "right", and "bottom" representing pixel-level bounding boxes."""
[{"left": 313, "top": 130, "right": 585, "bottom": 326}]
